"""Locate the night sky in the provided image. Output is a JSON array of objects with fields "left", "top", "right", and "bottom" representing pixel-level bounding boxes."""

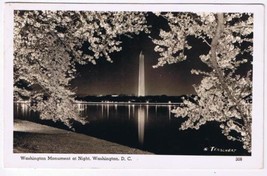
[
  {"left": 70, "top": 13, "right": 211, "bottom": 96},
  {"left": 71, "top": 35, "right": 210, "bottom": 96}
]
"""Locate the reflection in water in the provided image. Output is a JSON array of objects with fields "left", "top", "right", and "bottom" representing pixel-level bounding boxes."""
[
  {"left": 106, "top": 104, "right": 110, "bottom": 118},
  {"left": 75, "top": 103, "right": 175, "bottom": 146},
  {"left": 137, "top": 106, "right": 145, "bottom": 146},
  {"left": 115, "top": 104, "right": 118, "bottom": 111},
  {"left": 128, "top": 105, "right": 131, "bottom": 119},
  {"left": 14, "top": 102, "right": 248, "bottom": 155},
  {"left": 16, "top": 102, "right": 173, "bottom": 147},
  {"left": 168, "top": 105, "right": 172, "bottom": 120},
  {"left": 101, "top": 104, "right": 104, "bottom": 117},
  {"left": 21, "top": 103, "right": 28, "bottom": 115},
  {"left": 146, "top": 105, "right": 149, "bottom": 122},
  {"left": 155, "top": 105, "right": 158, "bottom": 116},
  {"left": 132, "top": 104, "right": 135, "bottom": 117},
  {"left": 77, "top": 103, "right": 87, "bottom": 117},
  {"left": 14, "top": 102, "right": 36, "bottom": 120}
]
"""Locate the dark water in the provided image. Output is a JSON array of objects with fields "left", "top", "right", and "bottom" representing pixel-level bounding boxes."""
[{"left": 14, "top": 102, "right": 249, "bottom": 155}]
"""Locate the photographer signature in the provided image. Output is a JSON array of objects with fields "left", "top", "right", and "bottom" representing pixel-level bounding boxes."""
[{"left": 203, "top": 146, "right": 237, "bottom": 153}]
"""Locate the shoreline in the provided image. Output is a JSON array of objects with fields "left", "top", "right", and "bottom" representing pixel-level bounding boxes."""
[{"left": 14, "top": 119, "right": 152, "bottom": 154}]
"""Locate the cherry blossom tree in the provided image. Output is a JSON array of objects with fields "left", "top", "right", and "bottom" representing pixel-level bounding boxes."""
[
  {"left": 152, "top": 12, "right": 253, "bottom": 152},
  {"left": 14, "top": 10, "right": 149, "bottom": 128},
  {"left": 14, "top": 10, "right": 253, "bottom": 152}
]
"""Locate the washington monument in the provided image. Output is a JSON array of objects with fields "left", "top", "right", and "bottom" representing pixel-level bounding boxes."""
[{"left": 138, "top": 51, "right": 145, "bottom": 96}]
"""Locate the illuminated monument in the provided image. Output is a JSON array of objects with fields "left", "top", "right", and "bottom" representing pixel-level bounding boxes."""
[
  {"left": 138, "top": 51, "right": 145, "bottom": 96},
  {"left": 137, "top": 51, "right": 145, "bottom": 145}
]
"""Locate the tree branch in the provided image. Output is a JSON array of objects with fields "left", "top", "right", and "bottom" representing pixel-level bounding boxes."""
[{"left": 210, "top": 13, "right": 249, "bottom": 129}]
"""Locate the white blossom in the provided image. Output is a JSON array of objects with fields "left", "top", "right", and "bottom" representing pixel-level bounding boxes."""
[
  {"left": 14, "top": 10, "right": 149, "bottom": 127},
  {"left": 152, "top": 12, "right": 253, "bottom": 152}
]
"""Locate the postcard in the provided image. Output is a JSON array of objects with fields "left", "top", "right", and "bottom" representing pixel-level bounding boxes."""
[{"left": 2, "top": 1, "right": 266, "bottom": 174}]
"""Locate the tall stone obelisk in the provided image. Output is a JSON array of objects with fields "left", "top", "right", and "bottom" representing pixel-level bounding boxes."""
[
  {"left": 138, "top": 51, "right": 145, "bottom": 96},
  {"left": 137, "top": 51, "right": 146, "bottom": 146}
]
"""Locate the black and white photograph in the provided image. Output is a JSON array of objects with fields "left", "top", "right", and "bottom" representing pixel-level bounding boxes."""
[
  {"left": 13, "top": 10, "right": 253, "bottom": 156},
  {"left": 1, "top": 1, "right": 266, "bottom": 173}
]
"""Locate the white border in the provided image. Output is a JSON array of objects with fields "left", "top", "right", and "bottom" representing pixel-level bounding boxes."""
[{"left": 1, "top": 0, "right": 266, "bottom": 175}]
